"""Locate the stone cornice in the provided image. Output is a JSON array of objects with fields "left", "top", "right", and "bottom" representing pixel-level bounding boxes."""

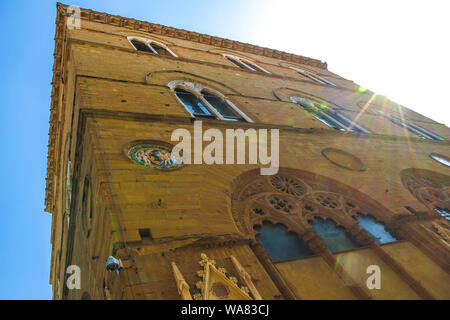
[
  {"left": 44, "top": 2, "right": 328, "bottom": 213},
  {"left": 45, "top": 4, "right": 66, "bottom": 213},
  {"left": 57, "top": 3, "right": 327, "bottom": 69}
]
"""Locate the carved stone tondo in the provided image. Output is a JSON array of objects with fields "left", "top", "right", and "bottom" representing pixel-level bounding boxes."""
[{"left": 126, "top": 143, "right": 182, "bottom": 170}]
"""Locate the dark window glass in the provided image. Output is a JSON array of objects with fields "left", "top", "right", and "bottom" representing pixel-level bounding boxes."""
[
  {"left": 308, "top": 108, "right": 346, "bottom": 131},
  {"left": 130, "top": 40, "right": 153, "bottom": 53},
  {"left": 310, "top": 219, "right": 360, "bottom": 253},
  {"left": 150, "top": 43, "right": 170, "bottom": 56},
  {"left": 202, "top": 91, "right": 243, "bottom": 121},
  {"left": 435, "top": 208, "right": 450, "bottom": 220},
  {"left": 296, "top": 102, "right": 360, "bottom": 132},
  {"left": 355, "top": 215, "right": 397, "bottom": 244},
  {"left": 226, "top": 57, "right": 251, "bottom": 70},
  {"left": 175, "top": 88, "right": 214, "bottom": 119},
  {"left": 244, "top": 60, "right": 265, "bottom": 73},
  {"left": 254, "top": 221, "right": 313, "bottom": 262},
  {"left": 332, "top": 113, "right": 364, "bottom": 133},
  {"left": 138, "top": 228, "right": 153, "bottom": 241},
  {"left": 389, "top": 118, "right": 443, "bottom": 141}
]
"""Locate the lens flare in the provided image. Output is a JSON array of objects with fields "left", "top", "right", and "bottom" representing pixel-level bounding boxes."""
[
  {"left": 335, "top": 252, "right": 363, "bottom": 285},
  {"left": 355, "top": 84, "right": 368, "bottom": 93},
  {"left": 320, "top": 102, "right": 328, "bottom": 110}
]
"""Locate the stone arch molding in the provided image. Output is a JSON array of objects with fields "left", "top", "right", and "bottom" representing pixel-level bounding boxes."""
[
  {"left": 400, "top": 168, "right": 450, "bottom": 215},
  {"left": 231, "top": 168, "right": 394, "bottom": 238},
  {"left": 145, "top": 70, "right": 241, "bottom": 95},
  {"left": 273, "top": 87, "right": 345, "bottom": 110},
  {"left": 112, "top": 29, "right": 178, "bottom": 46}
]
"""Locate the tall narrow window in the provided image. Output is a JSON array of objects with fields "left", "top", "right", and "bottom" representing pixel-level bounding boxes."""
[
  {"left": 201, "top": 90, "right": 244, "bottom": 121},
  {"left": 130, "top": 39, "right": 153, "bottom": 53},
  {"left": 435, "top": 208, "right": 450, "bottom": 221},
  {"left": 289, "top": 67, "right": 336, "bottom": 86},
  {"left": 310, "top": 218, "right": 360, "bottom": 253},
  {"left": 128, "top": 36, "right": 177, "bottom": 57},
  {"left": 149, "top": 42, "right": 171, "bottom": 56},
  {"left": 390, "top": 116, "right": 443, "bottom": 141},
  {"left": 175, "top": 88, "right": 215, "bottom": 119},
  {"left": 291, "top": 96, "right": 368, "bottom": 133},
  {"left": 355, "top": 215, "right": 397, "bottom": 244},
  {"left": 222, "top": 54, "right": 270, "bottom": 74},
  {"left": 254, "top": 221, "right": 313, "bottom": 262},
  {"left": 170, "top": 81, "right": 252, "bottom": 122}
]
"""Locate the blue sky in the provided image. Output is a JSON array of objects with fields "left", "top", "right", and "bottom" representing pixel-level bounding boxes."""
[
  {"left": 0, "top": 0, "right": 266, "bottom": 301},
  {"left": 0, "top": 0, "right": 448, "bottom": 300}
]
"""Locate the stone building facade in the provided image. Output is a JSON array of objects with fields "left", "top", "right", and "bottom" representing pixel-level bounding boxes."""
[{"left": 46, "top": 3, "right": 450, "bottom": 299}]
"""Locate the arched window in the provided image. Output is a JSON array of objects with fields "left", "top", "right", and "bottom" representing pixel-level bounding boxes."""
[
  {"left": 169, "top": 81, "right": 252, "bottom": 122},
  {"left": 400, "top": 168, "right": 450, "bottom": 221},
  {"left": 201, "top": 90, "right": 243, "bottom": 121},
  {"left": 391, "top": 117, "right": 443, "bottom": 140},
  {"left": 254, "top": 221, "right": 313, "bottom": 262},
  {"left": 375, "top": 110, "right": 443, "bottom": 141},
  {"left": 174, "top": 88, "right": 215, "bottom": 119},
  {"left": 289, "top": 66, "right": 336, "bottom": 86},
  {"left": 127, "top": 36, "right": 177, "bottom": 57},
  {"left": 429, "top": 153, "right": 450, "bottom": 167},
  {"left": 435, "top": 208, "right": 450, "bottom": 220},
  {"left": 355, "top": 215, "right": 398, "bottom": 244},
  {"left": 290, "top": 96, "right": 368, "bottom": 133},
  {"left": 222, "top": 54, "right": 270, "bottom": 74},
  {"left": 310, "top": 218, "right": 360, "bottom": 253}
]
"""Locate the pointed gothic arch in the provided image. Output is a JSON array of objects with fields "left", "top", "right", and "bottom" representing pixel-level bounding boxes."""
[
  {"left": 400, "top": 168, "right": 450, "bottom": 220},
  {"left": 231, "top": 168, "right": 397, "bottom": 250}
]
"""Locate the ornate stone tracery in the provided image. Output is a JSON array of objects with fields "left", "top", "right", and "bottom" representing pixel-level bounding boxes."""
[
  {"left": 400, "top": 168, "right": 450, "bottom": 220},
  {"left": 231, "top": 168, "right": 394, "bottom": 240},
  {"left": 171, "top": 254, "right": 261, "bottom": 300}
]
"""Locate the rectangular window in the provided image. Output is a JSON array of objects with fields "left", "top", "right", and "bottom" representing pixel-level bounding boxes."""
[{"left": 138, "top": 228, "right": 153, "bottom": 241}]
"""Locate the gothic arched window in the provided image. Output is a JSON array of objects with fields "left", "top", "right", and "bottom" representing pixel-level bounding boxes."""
[
  {"left": 429, "top": 153, "right": 450, "bottom": 167},
  {"left": 128, "top": 36, "right": 177, "bottom": 57},
  {"left": 355, "top": 215, "right": 398, "bottom": 244},
  {"left": 435, "top": 208, "right": 450, "bottom": 221},
  {"left": 289, "top": 66, "right": 336, "bottom": 86},
  {"left": 222, "top": 54, "right": 270, "bottom": 74},
  {"left": 254, "top": 221, "right": 313, "bottom": 262},
  {"left": 291, "top": 96, "right": 368, "bottom": 133},
  {"left": 310, "top": 218, "right": 360, "bottom": 253},
  {"left": 174, "top": 88, "right": 215, "bottom": 119},
  {"left": 400, "top": 168, "right": 449, "bottom": 221},
  {"left": 391, "top": 117, "right": 443, "bottom": 141},
  {"left": 170, "top": 81, "right": 252, "bottom": 122},
  {"left": 374, "top": 110, "right": 443, "bottom": 141}
]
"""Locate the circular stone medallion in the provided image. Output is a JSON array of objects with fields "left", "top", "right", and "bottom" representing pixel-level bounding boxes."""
[
  {"left": 322, "top": 148, "right": 365, "bottom": 171},
  {"left": 212, "top": 282, "right": 229, "bottom": 299},
  {"left": 128, "top": 144, "right": 182, "bottom": 170}
]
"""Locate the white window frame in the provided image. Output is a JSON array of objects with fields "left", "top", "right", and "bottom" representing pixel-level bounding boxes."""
[
  {"left": 168, "top": 80, "right": 253, "bottom": 123},
  {"left": 127, "top": 36, "right": 178, "bottom": 57},
  {"left": 222, "top": 53, "right": 270, "bottom": 74},
  {"left": 290, "top": 96, "right": 369, "bottom": 133},
  {"left": 289, "top": 66, "right": 336, "bottom": 86}
]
